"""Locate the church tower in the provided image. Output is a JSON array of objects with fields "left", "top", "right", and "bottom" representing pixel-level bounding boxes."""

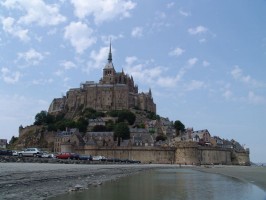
[{"left": 102, "top": 42, "right": 116, "bottom": 84}]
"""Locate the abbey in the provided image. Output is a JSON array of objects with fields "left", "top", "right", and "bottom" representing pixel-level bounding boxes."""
[{"left": 48, "top": 44, "right": 156, "bottom": 115}]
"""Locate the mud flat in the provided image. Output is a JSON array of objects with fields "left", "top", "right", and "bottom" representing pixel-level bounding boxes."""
[
  {"left": 0, "top": 163, "right": 176, "bottom": 200},
  {"left": 196, "top": 165, "right": 266, "bottom": 191}
]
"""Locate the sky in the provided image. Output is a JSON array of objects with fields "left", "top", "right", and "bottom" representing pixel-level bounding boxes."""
[{"left": 0, "top": 0, "right": 265, "bottom": 163}]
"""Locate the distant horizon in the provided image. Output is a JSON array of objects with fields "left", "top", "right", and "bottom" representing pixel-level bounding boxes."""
[{"left": 0, "top": 0, "right": 265, "bottom": 163}]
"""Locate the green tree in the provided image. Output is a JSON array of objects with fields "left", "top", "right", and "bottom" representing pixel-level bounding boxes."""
[
  {"left": 34, "top": 110, "right": 54, "bottom": 125},
  {"left": 114, "top": 122, "right": 130, "bottom": 146},
  {"left": 156, "top": 134, "right": 167, "bottom": 141},
  {"left": 174, "top": 120, "right": 185, "bottom": 136},
  {"left": 117, "top": 110, "right": 136, "bottom": 125},
  {"left": 92, "top": 125, "right": 107, "bottom": 132},
  {"left": 76, "top": 117, "right": 88, "bottom": 133},
  {"left": 34, "top": 110, "right": 48, "bottom": 125},
  {"left": 9, "top": 136, "right": 18, "bottom": 145},
  {"left": 106, "top": 120, "right": 115, "bottom": 131},
  {"left": 147, "top": 112, "right": 160, "bottom": 120}
]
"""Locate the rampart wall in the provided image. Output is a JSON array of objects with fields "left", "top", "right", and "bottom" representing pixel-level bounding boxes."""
[
  {"left": 76, "top": 146, "right": 175, "bottom": 164},
  {"left": 74, "top": 142, "right": 250, "bottom": 165}
]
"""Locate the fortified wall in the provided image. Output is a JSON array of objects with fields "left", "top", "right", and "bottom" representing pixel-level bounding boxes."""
[
  {"left": 174, "top": 142, "right": 249, "bottom": 165},
  {"left": 72, "top": 142, "right": 250, "bottom": 165},
  {"left": 75, "top": 146, "right": 176, "bottom": 164}
]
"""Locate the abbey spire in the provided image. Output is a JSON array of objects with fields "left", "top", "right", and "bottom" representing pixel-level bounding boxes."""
[
  {"left": 108, "top": 41, "right": 112, "bottom": 63},
  {"left": 104, "top": 40, "right": 114, "bottom": 69}
]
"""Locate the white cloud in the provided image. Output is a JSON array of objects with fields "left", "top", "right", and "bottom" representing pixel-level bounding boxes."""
[
  {"left": 124, "top": 56, "right": 184, "bottom": 88},
  {"left": 17, "top": 48, "right": 45, "bottom": 66},
  {"left": 167, "top": 2, "right": 175, "bottom": 8},
  {"left": 124, "top": 56, "right": 202, "bottom": 88},
  {"left": 64, "top": 22, "right": 97, "bottom": 54},
  {"left": 32, "top": 78, "right": 53, "bottom": 85},
  {"left": 222, "top": 89, "right": 233, "bottom": 100},
  {"left": 199, "top": 38, "right": 206, "bottom": 43},
  {"left": 1, "top": 67, "right": 21, "bottom": 84},
  {"left": 231, "top": 65, "right": 250, "bottom": 82},
  {"left": 179, "top": 9, "right": 191, "bottom": 17},
  {"left": 60, "top": 61, "right": 77, "bottom": 70},
  {"left": 169, "top": 47, "right": 185, "bottom": 57},
  {"left": 157, "top": 76, "right": 179, "bottom": 88},
  {"left": 202, "top": 60, "right": 210, "bottom": 67},
  {"left": 124, "top": 56, "right": 163, "bottom": 84},
  {"left": 1, "top": 17, "right": 29, "bottom": 41},
  {"left": 231, "top": 65, "right": 266, "bottom": 88},
  {"left": 86, "top": 46, "right": 110, "bottom": 71},
  {"left": 188, "top": 26, "right": 208, "bottom": 35},
  {"left": 248, "top": 91, "right": 266, "bottom": 105},
  {"left": 101, "top": 34, "right": 124, "bottom": 44},
  {"left": 131, "top": 27, "right": 143, "bottom": 38},
  {"left": 125, "top": 56, "right": 138, "bottom": 65},
  {"left": 70, "top": 0, "right": 136, "bottom": 24},
  {"left": 184, "top": 80, "right": 205, "bottom": 91},
  {"left": 1, "top": 0, "right": 66, "bottom": 26},
  {"left": 187, "top": 57, "right": 198, "bottom": 66},
  {"left": 54, "top": 70, "right": 64, "bottom": 77}
]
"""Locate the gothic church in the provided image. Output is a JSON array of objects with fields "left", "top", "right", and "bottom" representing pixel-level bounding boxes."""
[{"left": 48, "top": 44, "right": 156, "bottom": 115}]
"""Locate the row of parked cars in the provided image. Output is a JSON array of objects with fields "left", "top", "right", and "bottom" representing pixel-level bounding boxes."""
[
  {"left": 51, "top": 152, "right": 141, "bottom": 163},
  {"left": 1, "top": 148, "right": 141, "bottom": 163},
  {"left": 0, "top": 148, "right": 54, "bottom": 158}
]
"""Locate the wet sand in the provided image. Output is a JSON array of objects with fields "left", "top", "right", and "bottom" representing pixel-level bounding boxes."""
[
  {"left": 1, "top": 163, "right": 266, "bottom": 200},
  {"left": 0, "top": 163, "right": 173, "bottom": 200},
  {"left": 195, "top": 165, "right": 266, "bottom": 191}
]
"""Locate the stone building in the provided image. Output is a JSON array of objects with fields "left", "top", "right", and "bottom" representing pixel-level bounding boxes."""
[
  {"left": 48, "top": 44, "right": 156, "bottom": 115},
  {"left": 54, "top": 128, "right": 83, "bottom": 153},
  {"left": 0, "top": 139, "right": 7, "bottom": 149}
]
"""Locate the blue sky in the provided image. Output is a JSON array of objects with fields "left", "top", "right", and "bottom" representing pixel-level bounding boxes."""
[{"left": 0, "top": 0, "right": 265, "bottom": 163}]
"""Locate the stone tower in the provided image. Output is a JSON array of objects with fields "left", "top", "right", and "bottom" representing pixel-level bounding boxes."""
[{"left": 102, "top": 42, "right": 116, "bottom": 84}]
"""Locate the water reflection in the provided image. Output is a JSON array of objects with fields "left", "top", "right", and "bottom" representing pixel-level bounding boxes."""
[{"left": 50, "top": 168, "right": 266, "bottom": 200}]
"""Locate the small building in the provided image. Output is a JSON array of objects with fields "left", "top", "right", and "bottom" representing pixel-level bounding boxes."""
[
  {"left": 54, "top": 128, "right": 80, "bottom": 153},
  {"left": 131, "top": 130, "right": 154, "bottom": 147},
  {"left": 210, "top": 136, "right": 224, "bottom": 147},
  {"left": 84, "top": 132, "right": 114, "bottom": 147},
  {"left": 0, "top": 139, "right": 7, "bottom": 149},
  {"left": 192, "top": 129, "right": 211, "bottom": 145}
]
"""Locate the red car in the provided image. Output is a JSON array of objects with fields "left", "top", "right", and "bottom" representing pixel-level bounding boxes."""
[{"left": 56, "top": 152, "right": 79, "bottom": 160}]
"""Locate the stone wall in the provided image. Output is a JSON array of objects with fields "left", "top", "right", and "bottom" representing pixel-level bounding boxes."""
[
  {"left": 76, "top": 146, "right": 175, "bottom": 164},
  {"left": 73, "top": 142, "right": 250, "bottom": 165},
  {"left": 175, "top": 143, "right": 200, "bottom": 165},
  {"left": 19, "top": 125, "right": 42, "bottom": 138},
  {"left": 231, "top": 150, "right": 250, "bottom": 165},
  {"left": 199, "top": 147, "right": 232, "bottom": 165}
]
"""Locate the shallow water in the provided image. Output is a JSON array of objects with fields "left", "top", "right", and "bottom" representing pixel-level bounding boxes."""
[{"left": 51, "top": 168, "right": 266, "bottom": 200}]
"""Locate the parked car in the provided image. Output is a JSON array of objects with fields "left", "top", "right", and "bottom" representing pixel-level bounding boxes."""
[
  {"left": 18, "top": 148, "right": 43, "bottom": 157},
  {"left": 92, "top": 155, "right": 106, "bottom": 161},
  {"left": 119, "top": 159, "right": 141, "bottom": 164},
  {"left": 79, "top": 155, "right": 93, "bottom": 161},
  {"left": 41, "top": 152, "right": 54, "bottom": 158},
  {"left": 12, "top": 150, "right": 18, "bottom": 156},
  {"left": 107, "top": 158, "right": 121, "bottom": 162},
  {"left": 0, "top": 149, "right": 13, "bottom": 156},
  {"left": 56, "top": 152, "right": 80, "bottom": 160}
]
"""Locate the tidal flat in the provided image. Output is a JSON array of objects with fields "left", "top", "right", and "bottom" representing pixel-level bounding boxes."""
[{"left": 1, "top": 163, "right": 266, "bottom": 200}]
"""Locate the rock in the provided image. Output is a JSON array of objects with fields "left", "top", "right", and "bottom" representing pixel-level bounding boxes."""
[{"left": 74, "top": 184, "right": 83, "bottom": 190}]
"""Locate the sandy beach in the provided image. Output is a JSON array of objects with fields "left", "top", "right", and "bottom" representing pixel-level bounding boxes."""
[
  {"left": 0, "top": 163, "right": 171, "bottom": 200},
  {"left": 195, "top": 165, "right": 266, "bottom": 192}
]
